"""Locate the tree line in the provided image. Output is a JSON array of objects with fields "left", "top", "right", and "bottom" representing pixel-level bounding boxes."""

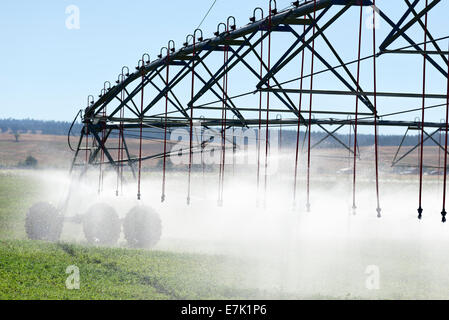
[
  {"left": 0, "top": 118, "right": 439, "bottom": 147},
  {"left": 0, "top": 118, "right": 82, "bottom": 136}
]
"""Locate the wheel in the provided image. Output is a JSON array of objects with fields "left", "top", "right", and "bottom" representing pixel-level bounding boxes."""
[
  {"left": 123, "top": 206, "right": 162, "bottom": 248},
  {"left": 82, "top": 203, "right": 121, "bottom": 246},
  {"left": 25, "top": 202, "right": 63, "bottom": 242}
]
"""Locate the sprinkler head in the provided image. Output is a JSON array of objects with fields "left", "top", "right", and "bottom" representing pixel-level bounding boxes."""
[
  {"left": 161, "top": 194, "right": 166, "bottom": 203},
  {"left": 306, "top": 203, "right": 311, "bottom": 213},
  {"left": 187, "top": 197, "right": 190, "bottom": 205},
  {"left": 137, "top": 193, "right": 141, "bottom": 201},
  {"left": 116, "top": 190, "right": 119, "bottom": 197},
  {"left": 352, "top": 205, "right": 357, "bottom": 216},
  {"left": 442, "top": 210, "right": 447, "bottom": 223},
  {"left": 217, "top": 199, "right": 223, "bottom": 207},
  {"left": 376, "top": 207, "right": 382, "bottom": 218},
  {"left": 417, "top": 207, "right": 423, "bottom": 220}
]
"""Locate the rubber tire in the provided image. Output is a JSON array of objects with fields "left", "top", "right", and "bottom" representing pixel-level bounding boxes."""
[
  {"left": 25, "top": 202, "right": 63, "bottom": 242},
  {"left": 123, "top": 206, "right": 162, "bottom": 248},
  {"left": 82, "top": 203, "right": 121, "bottom": 246}
]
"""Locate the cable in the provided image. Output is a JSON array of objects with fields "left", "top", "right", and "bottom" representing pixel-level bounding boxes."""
[
  {"left": 162, "top": 50, "right": 171, "bottom": 203},
  {"left": 137, "top": 69, "right": 144, "bottom": 200},
  {"left": 196, "top": 0, "right": 218, "bottom": 30},
  {"left": 67, "top": 110, "right": 82, "bottom": 152},
  {"left": 187, "top": 36, "right": 197, "bottom": 205},
  {"left": 119, "top": 91, "right": 125, "bottom": 195},
  {"left": 192, "top": 34, "right": 449, "bottom": 112},
  {"left": 116, "top": 90, "right": 123, "bottom": 197},
  {"left": 441, "top": 43, "right": 449, "bottom": 223},
  {"left": 99, "top": 105, "right": 106, "bottom": 195},
  {"left": 418, "top": 0, "right": 429, "bottom": 220},
  {"left": 263, "top": 1, "right": 273, "bottom": 207},
  {"left": 293, "top": 19, "right": 306, "bottom": 208},
  {"left": 271, "top": 35, "right": 449, "bottom": 89},
  {"left": 305, "top": 0, "right": 317, "bottom": 213},
  {"left": 257, "top": 11, "right": 264, "bottom": 206},
  {"left": 218, "top": 22, "right": 230, "bottom": 207},
  {"left": 85, "top": 125, "right": 89, "bottom": 164},
  {"left": 372, "top": 0, "right": 381, "bottom": 218},
  {"left": 351, "top": 2, "right": 363, "bottom": 215}
]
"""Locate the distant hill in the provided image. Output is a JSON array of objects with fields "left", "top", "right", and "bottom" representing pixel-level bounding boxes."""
[{"left": 0, "top": 118, "right": 436, "bottom": 148}]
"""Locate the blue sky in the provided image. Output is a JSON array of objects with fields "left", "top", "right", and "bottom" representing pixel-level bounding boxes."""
[
  {"left": 1, "top": 0, "right": 448, "bottom": 135},
  {"left": 0, "top": 0, "right": 272, "bottom": 121}
]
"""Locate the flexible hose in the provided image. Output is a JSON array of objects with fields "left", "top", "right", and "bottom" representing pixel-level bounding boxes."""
[
  {"left": 418, "top": 0, "right": 429, "bottom": 219},
  {"left": 293, "top": 20, "right": 306, "bottom": 206},
  {"left": 306, "top": 0, "right": 317, "bottom": 212},
  {"left": 67, "top": 110, "right": 82, "bottom": 152}
]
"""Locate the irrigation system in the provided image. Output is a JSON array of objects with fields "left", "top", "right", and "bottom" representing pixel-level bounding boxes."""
[{"left": 26, "top": 0, "right": 449, "bottom": 247}]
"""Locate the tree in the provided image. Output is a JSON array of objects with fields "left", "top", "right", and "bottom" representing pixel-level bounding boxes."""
[{"left": 24, "top": 156, "right": 38, "bottom": 168}]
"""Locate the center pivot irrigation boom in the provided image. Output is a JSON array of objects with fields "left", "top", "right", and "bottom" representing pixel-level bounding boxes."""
[{"left": 26, "top": 0, "right": 449, "bottom": 247}]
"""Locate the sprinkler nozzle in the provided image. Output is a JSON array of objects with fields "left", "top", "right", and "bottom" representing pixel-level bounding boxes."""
[
  {"left": 116, "top": 190, "right": 119, "bottom": 197},
  {"left": 187, "top": 197, "right": 190, "bottom": 205},
  {"left": 442, "top": 210, "right": 447, "bottom": 223},
  {"left": 306, "top": 203, "right": 311, "bottom": 213},
  {"left": 161, "top": 194, "right": 166, "bottom": 203},
  {"left": 417, "top": 207, "right": 423, "bottom": 220},
  {"left": 217, "top": 199, "right": 223, "bottom": 207},
  {"left": 137, "top": 193, "right": 141, "bottom": 201},
  {"left": 376, "top": 207, "right": 382, "bottom": 218},
  {"left": 352, "top": 205, "right": 357, "bottom": 216}
]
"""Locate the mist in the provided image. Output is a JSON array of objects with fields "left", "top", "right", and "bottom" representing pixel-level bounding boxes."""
[{"left": 23, "top": 145, "right": 449, "bottom": 299}]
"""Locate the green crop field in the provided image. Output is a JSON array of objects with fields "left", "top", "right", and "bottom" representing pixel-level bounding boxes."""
[
  {"left": 0, "top": 240, "right": 265, "bottom": 300},
  {"left": 0, "top": 171, "right": 265, "bottom": 300},
  {"left": 0, "top": 172, "right": 42, "bottom": 239},
  {"left": 4, "top": 170, "right": 449, "bottom": 300}
]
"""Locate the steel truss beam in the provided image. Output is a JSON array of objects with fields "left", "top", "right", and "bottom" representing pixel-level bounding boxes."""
[{"left": 70, "top": 0, "right": 447, "bottom": 180}]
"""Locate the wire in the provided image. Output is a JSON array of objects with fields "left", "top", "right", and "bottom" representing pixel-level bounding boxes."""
[
  {"left": 137, "top": 70, "right": 144, "bottom": 200},
  {"left": 264, "top": 1, "right": 273, "bottom": 206},
  {"left": 351, "top": 2, "right": 363, "bottom": 214},
  {"left": 196, "top": 0, "right": 218, "bottom": 30},
  {"left": 372, "top": 0, "right": 381, "bottom": 218},
  {"left": 305, "top": 0, "right": 317, "bottom": 212},
  {"left": 272, "top": 35, "right": 449, "bottom": 89},
  {"left": 441, "top": 43, "right": 449, "bottom": 222},
  {"left": 187, "top": 36, "right": 197, "bottom": 205},
  {"left": 293, "top": 18, "right": 306, "bottom": 206},
  {"left": 418, "top": 0, "right": 429, "bottom": 220},
  {"left": 190, "top": 35, "right": 449, "bottom": 112},
  {"left": 161, "top": 48, "right": 171, "bottom": 203},
  {"left": 257, "top": 12, "right": 264, "bottom": 204},
  {"left": 68, "top": 110, "right": 82, "bottom": 152}
]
